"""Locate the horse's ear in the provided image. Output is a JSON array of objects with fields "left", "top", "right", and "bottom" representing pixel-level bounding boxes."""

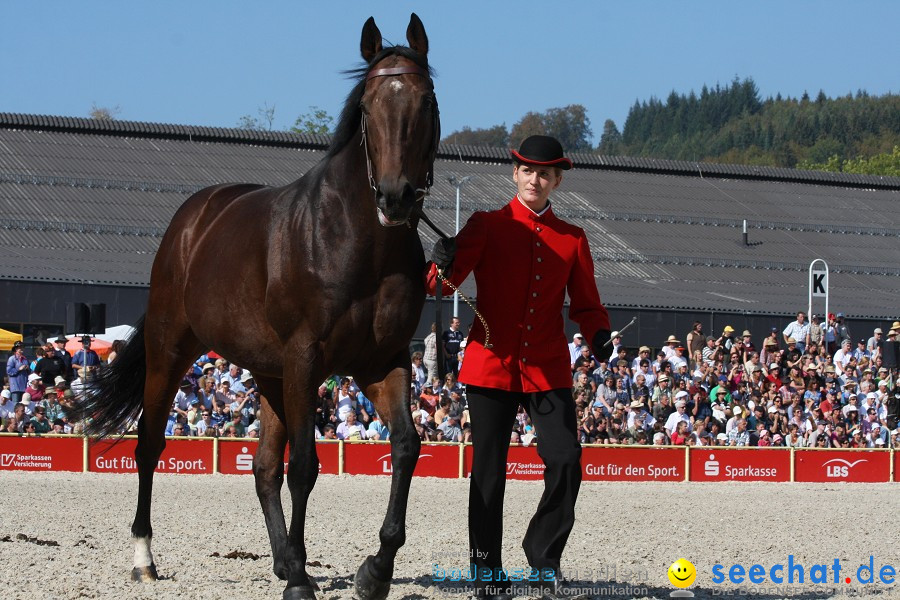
[
  {"left": 360, "top": 16, "right": 383, "bottom": 63},
  {"left": 406, "top": 13, "right": 428, "bottom": 56}
]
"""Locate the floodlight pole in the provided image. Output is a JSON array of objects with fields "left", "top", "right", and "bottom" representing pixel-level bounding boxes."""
[{"left": 446, "top": 175, "right": 474, "bottom": 317}]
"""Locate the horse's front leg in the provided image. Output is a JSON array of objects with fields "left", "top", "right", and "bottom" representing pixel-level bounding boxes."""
[
  {"left": 281, "top": 365, "right": 321, "bottom": 600},
  {"left": 355, "top": 362, "right": 421, "bottom": 600}
]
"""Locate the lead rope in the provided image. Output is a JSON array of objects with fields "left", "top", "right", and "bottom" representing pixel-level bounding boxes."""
[{"left": 414, "top": 206, "right": 493, "bottom": 349}]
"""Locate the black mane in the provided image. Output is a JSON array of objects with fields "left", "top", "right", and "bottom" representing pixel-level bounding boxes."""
[{"left": 327, "top": 46, "right": 434, "bottom": 157}]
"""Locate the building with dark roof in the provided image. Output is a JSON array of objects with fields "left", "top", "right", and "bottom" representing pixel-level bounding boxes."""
[{"left": 1, "top": 112, "right": 898, "bottom": 350}]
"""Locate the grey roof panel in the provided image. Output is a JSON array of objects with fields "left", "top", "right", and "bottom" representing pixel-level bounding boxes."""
[{"left": 0, "top": 113, "right": 898, "bottom": 318}]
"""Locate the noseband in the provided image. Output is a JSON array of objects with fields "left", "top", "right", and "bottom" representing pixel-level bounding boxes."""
[{"left": 360, "top": 63, "right": 439, "bottom": 223}]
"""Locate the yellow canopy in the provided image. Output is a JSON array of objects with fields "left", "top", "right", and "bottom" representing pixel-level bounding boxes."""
[{"left": 0, "top": 328, "right": 23, "bottom": 351}]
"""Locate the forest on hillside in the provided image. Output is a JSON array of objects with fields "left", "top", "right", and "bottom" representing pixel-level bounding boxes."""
[
  {"left": 437, "top": 78, "right": 900, "bottom": 176},
  {"left": 600, "top": 78, "right": 900, "bottom": 173}
]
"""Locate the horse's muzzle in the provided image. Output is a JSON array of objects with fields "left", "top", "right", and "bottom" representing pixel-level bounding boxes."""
[{"left": 375, "top": 177, "right": 416, "bottom": 227}]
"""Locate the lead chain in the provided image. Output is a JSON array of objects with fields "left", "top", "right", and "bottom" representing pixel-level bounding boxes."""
[{"left": 436, "top": 269, "right": 493, "bottom": 349}]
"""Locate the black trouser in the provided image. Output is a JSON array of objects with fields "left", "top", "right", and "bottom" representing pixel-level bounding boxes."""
[{"left": 466, "top": 385, "right": 582, "bottom": 596}]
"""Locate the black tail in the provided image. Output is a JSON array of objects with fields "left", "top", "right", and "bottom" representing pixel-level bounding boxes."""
[{"left": 71, "top": 316, "right": 147, "bottom": 439}]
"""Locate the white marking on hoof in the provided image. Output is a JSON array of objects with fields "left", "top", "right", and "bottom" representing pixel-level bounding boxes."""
[{"left": 133, "top": 536, "right": 154, "bottom": 569}]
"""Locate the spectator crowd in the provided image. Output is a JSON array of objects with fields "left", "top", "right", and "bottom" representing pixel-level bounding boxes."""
[{"left": 4, "top": 312, "right": 900, "bottom": 450}]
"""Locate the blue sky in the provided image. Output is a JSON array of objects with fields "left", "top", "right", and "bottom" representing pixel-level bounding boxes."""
[{"left": 3, "top": 1, "right": 898, "bottom": 145}]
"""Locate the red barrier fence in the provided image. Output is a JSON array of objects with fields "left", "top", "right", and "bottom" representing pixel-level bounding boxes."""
[{"left": 0, "top": 434, "right": 896, "bottom": 482}]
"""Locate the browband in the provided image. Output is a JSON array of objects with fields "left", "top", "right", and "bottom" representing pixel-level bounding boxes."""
[{"left": 366, "top": 65, "right": 430, "bottom": 81}]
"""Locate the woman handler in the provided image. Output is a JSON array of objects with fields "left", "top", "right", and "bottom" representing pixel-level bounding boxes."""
[{"left": 426, "top": 135, "right": 610, "bottom": 599}]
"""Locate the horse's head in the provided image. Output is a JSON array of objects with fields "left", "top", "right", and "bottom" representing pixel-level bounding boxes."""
[{"left": 359, "top": 14, "right": 440, "bottom": 227}]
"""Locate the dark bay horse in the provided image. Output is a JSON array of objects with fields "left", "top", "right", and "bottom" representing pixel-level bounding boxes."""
[{"left": 72, "top": 14, "right": 438, "bottom": 600}]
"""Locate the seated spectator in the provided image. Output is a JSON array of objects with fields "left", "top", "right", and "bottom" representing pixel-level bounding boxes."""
[
  {"left": 186, "top": 399, "right": 203, "bottom": 434},
  {"left": 664, "top": 394, "right": 692, "bottom": 435},
  {"left": 215, "top": 380, "right": 236, "bottom": 409},
  {"left": 670, "top": 420, "right": 690, "bottom": 445},
  {"left": 195, "top": 408, "right": 214, "bottom": 436},
  {"left": 19, "top": 392, "right": 36, "bottom": 419},
  {"left": 591, "top": 358, "right": 612, "bottom": 385},
  {"left": 24, "top": 374, "right": 44, "bottom": 404},
  {"left": 220, "top": 411, "right": 246, "bottom": 438},
  {"left": 433, "top": 397, "right": 452, "bottom": 426},
  {"left": 336, "top": 411, "right": 366, "bottom": 441},
  {"left": 29, "top": 405, "right": 52, "bottom": 434},
  {"left": 573, "top": 345, "right": 597, "bottom": 375},
  {"left": 367, "top": 413, "right": 390, "bottom": 440},
  {"left": 174, "top": 380, "right": 197, "bottom": 412},
  {"left": 229, "top": 391, "right": 252, "bottom": 426},
  {"left": 317, "top": 423, "right": 335, "bottom": 440},
  {"left": 573, "top": 372, "right": 593, "bottom": 401},
  {"left": 0, "top": 389, "right": 14, "bottom": 424},
  {"left": 209, "top": 401, "right": 228, "bottom": 428},
  {"left": 437, "top": 411, "right": 463, "bottom": 442},
  {"left": 418, "top": 383, "right": 439, "bottom": 416},
  {"left": 691, "top": 420, "right": 709, "bottom": 446},
  {"left": 727, "top": 418, "right": 750, "bottom": 446},
  {"left": 410, "top": 352, "right": 427, "bottom": 395}
]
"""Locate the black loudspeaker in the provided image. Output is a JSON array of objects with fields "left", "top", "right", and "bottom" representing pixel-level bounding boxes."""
[
  {"left": 88, "top": 303, "right": 106, "bottom": 334},
  {"left": 882, "top": 342, "right": 900, "bottom": 370},
  {"left": 66, "top": 303, "right": 89, "bottom": 334}
]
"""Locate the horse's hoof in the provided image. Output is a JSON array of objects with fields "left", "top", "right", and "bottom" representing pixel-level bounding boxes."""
[
  {"left": 130, "top": 563, "right": 158, "bottom": 582},
  {"left": 283, "top": 584, "right": 317, "bottom": 600},
  {"left": 354, "top": 555, "right": 391, "bottom": 600}
]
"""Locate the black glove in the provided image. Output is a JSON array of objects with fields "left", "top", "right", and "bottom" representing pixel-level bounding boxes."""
[
  {"left": 592, "top": 330, "right": 611, "bottom": 356},
  {"left": 430, "top": 237, "right": 456, "bottom": 273}
]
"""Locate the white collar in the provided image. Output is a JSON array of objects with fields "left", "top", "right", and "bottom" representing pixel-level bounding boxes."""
[{"left": 515, "top": 194, "right": 551, "bottom": 216}]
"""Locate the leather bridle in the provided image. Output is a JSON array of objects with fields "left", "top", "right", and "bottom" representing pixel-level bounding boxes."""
[{"left": 359, "top": 64, "right": 439, "bottom": 209}]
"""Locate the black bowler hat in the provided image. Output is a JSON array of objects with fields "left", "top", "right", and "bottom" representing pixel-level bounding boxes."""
[
  {"left": 81, "top": 335, "right": 91, "bottom": 344},
  {"left": 511, "top": 135, "right": 573, "bottom": 170}
]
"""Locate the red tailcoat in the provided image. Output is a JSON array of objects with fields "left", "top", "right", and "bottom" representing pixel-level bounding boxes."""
[{"left": 425, "top": 197, "right": 610, "bottom": 393}]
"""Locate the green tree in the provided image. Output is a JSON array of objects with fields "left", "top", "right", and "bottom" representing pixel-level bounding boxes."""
[
  {"left": 237, "top": 103, "right": 276, "bottom": 131},
  {"left": 441, "top": 124, "right": 509, "bottom": 147},
  {"left": 597, "top": 119, "right": 622, "bottom": 155},
  {"left": 843, "top": 146, "right": 900, "bottom": 176},
  {"left": 90, "top": 103, "right": 121, "bottom": 120},
  {"left": 508, "top": 111, "right": 546, "bottom": 149},
  {"left": 509, "top": 104, "right": 593, "bottom": 152},
  {"left": 290, "top": 106, "right": 334, "bottom": 135}
]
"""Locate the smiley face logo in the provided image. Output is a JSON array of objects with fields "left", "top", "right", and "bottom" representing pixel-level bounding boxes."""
[{"left": 667, "top": 558, "right": 696, "bottom": 588}]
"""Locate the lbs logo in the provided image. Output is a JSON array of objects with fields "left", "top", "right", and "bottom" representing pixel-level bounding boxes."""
[
  {"left": 823, "top": 458, "right": 866, "bottom": 478},
  {"left": 377, "top": 453, "right": 432, "bottom": 473}
]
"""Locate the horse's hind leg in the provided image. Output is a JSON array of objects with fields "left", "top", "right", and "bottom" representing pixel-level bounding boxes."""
[
  {"left": 131, "top": 320, "right": 202, "bottom": 581},
  {"left": 251, "top": 376, "right": 291, "bottom": 581},
  {"left": 354, "top": 359, "right": 420, "bottom": 600}
]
